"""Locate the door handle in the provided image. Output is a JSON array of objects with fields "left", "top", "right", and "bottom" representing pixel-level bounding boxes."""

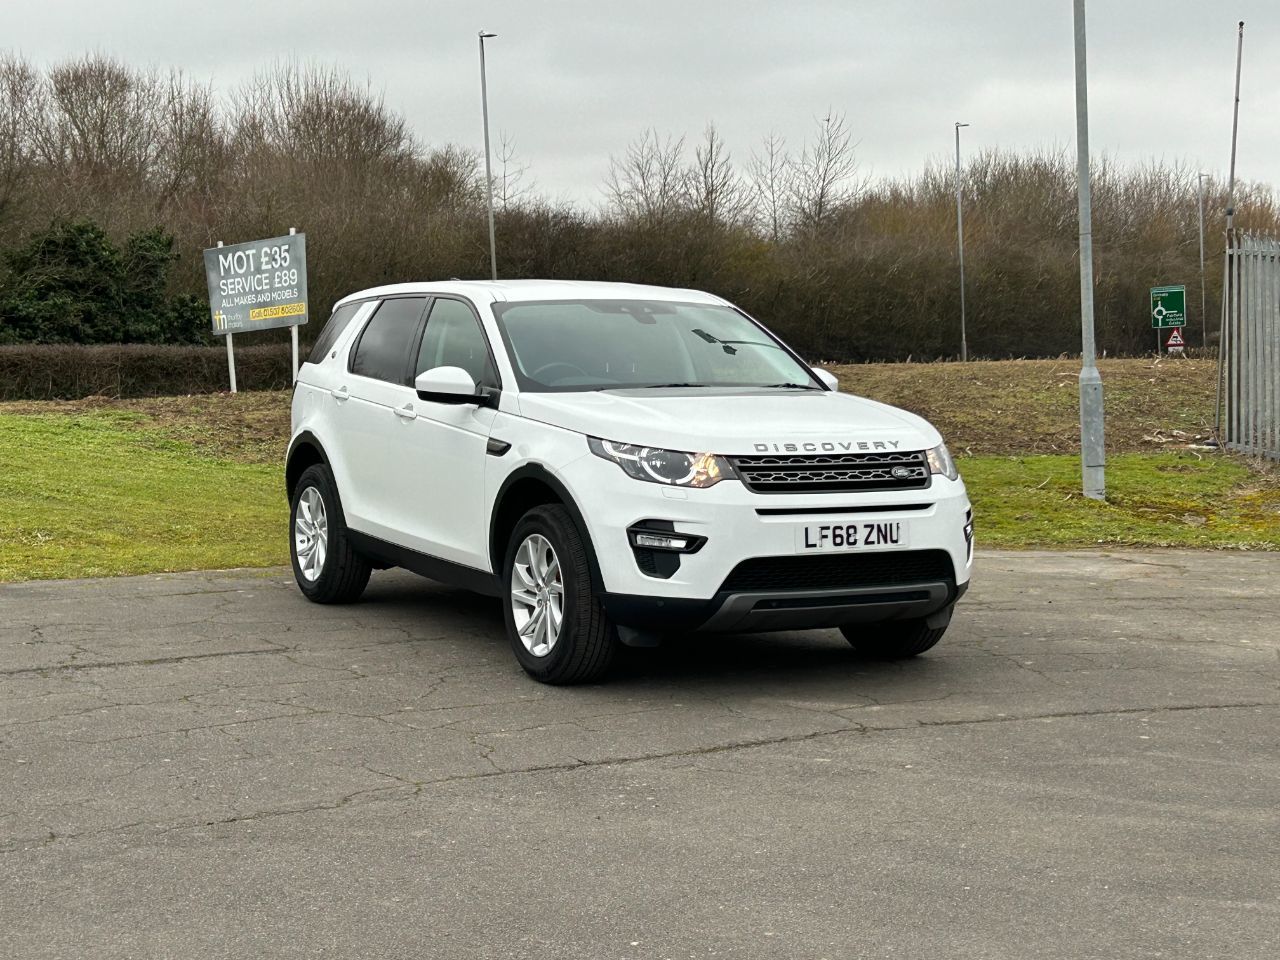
[
  {"left": 330, "top": 385, "right": 349, "bottom": 401},
  {"left": 394, "top": 404, "right": 418, "bottom": 421}
]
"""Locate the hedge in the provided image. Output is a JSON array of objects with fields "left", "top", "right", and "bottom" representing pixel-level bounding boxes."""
[{"left": 0, "top": 344, "right": 294, "bottom": 400}]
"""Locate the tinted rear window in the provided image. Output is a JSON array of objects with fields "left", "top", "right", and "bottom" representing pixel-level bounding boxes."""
[
  {"left": 349, "top": 298, "right": 427, "bottom": 384},
  {"left": 307, "top": 302, "right": 361, "bottom": 365}
]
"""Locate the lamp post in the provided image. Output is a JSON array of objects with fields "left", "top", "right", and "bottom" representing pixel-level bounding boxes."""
[
  {"left": 478, "top": 30, "right": 498, "bottom": 281},
  {"left": 1073, "top": 0, "right": 1105, "bottom": 500},
  {"left": 1198, "top": 171, "right": 1209, "bottom": 350},
  {"left": 954, "top": 121, "right": 970, "bottom": 362}
]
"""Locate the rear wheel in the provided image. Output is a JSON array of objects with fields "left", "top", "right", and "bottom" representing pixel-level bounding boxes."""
[
  {"left": 290, "top": 464, "right": 371, "bottom": 604},
  {"left": 840, "top": 606, "right": 952, "bottom": 659},
  {"left": 503, "top": 504, "right": 617, "bottom": 684}
]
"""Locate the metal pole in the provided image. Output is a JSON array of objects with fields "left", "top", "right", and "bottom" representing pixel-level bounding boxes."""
[
  {"left": 217, "top": 240, "right": 237, "bottom": 394},
  {"left": 289, "top": 227, "right": 299, "bottom": 383},
  {"left": 1198, "top": 172, "right": 1208, "bottom": 351},
  {"left": 1225, "top": 22, "right": 1244, "bottom": 232},
  {"left": 478, "top": 31, "right": 498, "bottom": 281},
  {"left": 1073, "top": 0, "right": 1105, "bottom": 500},
  {"left": 1215, "top": 21, "right": 1244, "bottom": 438},
  {"left": 955, "top": 122, "right": 970, "bottom": 362}
]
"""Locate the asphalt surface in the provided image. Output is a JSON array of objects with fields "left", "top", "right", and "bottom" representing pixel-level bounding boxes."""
[{"left": 2, "top": 550, "right": 1278, "bottom": 959}]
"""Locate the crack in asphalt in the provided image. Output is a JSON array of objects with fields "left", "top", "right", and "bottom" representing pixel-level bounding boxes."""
[
  {"left": 0, "top": 647, "right": 288, "bottom": 679},
  {"left": 5, "top": 697, "right": 1276, "bottom": 852}
]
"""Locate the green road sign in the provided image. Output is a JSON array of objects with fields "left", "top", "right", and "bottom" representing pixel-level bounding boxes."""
[{"left": 1150, "top": 284, "right": 1186, "bottom": 329}]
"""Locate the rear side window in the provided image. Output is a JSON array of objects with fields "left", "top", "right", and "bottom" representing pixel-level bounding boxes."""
[
  {"left": 415, "top": 298, "right": 499, "bottom": 388},
  {"left": 349, "top": 297, "right": 427, "bottom": 384},
  {"left": 307, "top": 302, "right": 361, "bottom": 365}
]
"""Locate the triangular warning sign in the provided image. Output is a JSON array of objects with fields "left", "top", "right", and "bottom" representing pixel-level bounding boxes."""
[{"left": 1166, "top": 328, "right": 1185, "bottom": 347}]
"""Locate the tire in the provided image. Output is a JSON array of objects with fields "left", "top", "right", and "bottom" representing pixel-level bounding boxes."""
[
  {"left": 502, "top": 504, "right": 618, "bottom": 685},
  {"left": 290, "top": 463, "right": 372, "bottom": 604},
  {"left": 840, "top": 605, "right": 952, "bottom": 659}
]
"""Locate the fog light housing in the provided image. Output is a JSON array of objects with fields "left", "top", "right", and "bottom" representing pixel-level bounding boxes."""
[
  {"left": 633, "top": 532, "right": 691, "bottom": 550},
  {"left": 627, "top": 525, "right": 706, "bottom": 553}
]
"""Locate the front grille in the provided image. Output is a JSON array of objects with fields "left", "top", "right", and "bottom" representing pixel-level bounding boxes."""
[
  {"left": 720, "top": 549, "right": 955, "bottom": 594},
  {"left": 730, "top": 450, "right": 931, "bottom": 494}
]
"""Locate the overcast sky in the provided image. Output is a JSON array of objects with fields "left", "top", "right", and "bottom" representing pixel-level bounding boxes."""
[{"left": 3, "top": 1, "right": 1278, "bottom": 206}]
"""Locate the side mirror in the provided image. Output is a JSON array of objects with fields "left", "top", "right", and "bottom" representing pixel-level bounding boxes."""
[
  {"left": 812, "top": 367, "right": 839, "bottom": 392},
  {"left": 415, "top": 366, "right": 482, "bottom": 404}
]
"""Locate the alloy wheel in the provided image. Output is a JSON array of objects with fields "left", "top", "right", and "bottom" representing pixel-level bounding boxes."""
[
  {"left": 510, "top": 533, "right": 564, "bottom": 657},
  {"left": 294, "top": 486, "right": 329, "bottom": 582}
]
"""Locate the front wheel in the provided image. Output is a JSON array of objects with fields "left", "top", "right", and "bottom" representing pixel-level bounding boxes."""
[
  {"left": 502, "top": 504, "right": 617, "bottom": 684},
  {"left": 840, "top": 605, "right": 952, "bottom": 659}
]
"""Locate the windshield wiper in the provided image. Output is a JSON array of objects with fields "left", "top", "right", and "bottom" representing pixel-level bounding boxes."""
[
  {"left": 634, "top": 382, "right": 711, "bottom": 389},
  {"left": 760, "top": 382, "right": 820, "bottom": 390}
]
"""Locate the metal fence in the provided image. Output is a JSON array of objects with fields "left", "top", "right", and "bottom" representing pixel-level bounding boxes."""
[{"left": 1220, "top": 232, "right": 1280, "bottom": 460}]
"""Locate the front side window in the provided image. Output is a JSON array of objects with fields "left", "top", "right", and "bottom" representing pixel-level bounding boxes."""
[
  {"left": 349, "top": 297, "right": 427, "bottom": 384},
  {"left": 415, "top": 298, "right": 498, "bottom": 388},
  {"left": 491, "top": 299, "right": 819, "bottom": 393}
]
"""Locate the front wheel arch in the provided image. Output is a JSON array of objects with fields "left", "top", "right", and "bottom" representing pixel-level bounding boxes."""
[{"left": 488, "top": 465, "right": 603, "bottom": 592}]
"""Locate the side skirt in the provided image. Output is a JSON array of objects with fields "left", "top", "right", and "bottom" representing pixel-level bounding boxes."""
[{"left": 347, "top": 531, "right": 503, "bottom": 598}]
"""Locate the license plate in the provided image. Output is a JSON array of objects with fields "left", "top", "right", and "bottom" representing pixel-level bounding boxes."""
[{"left": 795, "top": 520, "right": 910, "bottom": 553}]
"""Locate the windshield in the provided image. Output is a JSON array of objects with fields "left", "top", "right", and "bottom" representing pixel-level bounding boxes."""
[{"left": 490, "top": 299, "right": 819, "bottom": 392}]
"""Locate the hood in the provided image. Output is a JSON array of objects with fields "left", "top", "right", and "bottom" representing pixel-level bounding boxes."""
[{"left": 514, "top": 388, "right": 941, "bottom": 455}]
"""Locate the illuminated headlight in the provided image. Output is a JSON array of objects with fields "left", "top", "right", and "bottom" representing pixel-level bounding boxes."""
[
  {"left": 926, "top": 443, "right": 959, "bottom": 481},
  {"left": 588, "top": 438, "right": 735, "bottom": 488}
]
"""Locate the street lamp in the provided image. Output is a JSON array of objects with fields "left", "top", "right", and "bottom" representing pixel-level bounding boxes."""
[
  {"left": 954, "top": 121, "right": 970, "bottom": 362},
  {"left": 1073, "top": 0, "right": 1105, "bottom": 500},
  {"left": 1197, "top": 172, "right": 1209, "bottom": 351},
  {"left": 478, "top": 30, "right": 498, "bottom": 281}
]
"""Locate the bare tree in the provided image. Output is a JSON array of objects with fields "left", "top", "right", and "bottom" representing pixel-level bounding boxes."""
[
  {"left": 32, "top": 55, "right": 165, "bottom": 185},
  {"left": 605, "top": 129, "right": 689, "bottom": 225},
  {"left": 788, "top": 112, "right": 864, "bottom": 232},
  {"left": 153, "top": 73, "right": 226, "bottom": 214},
  {"left": 689, "top": 123, "right": 749, "bottom": 227},
  {"left": 495, "top": 131, "right": 533, "bottom": 211},
  {"left": 0, "top": 54, "right": 37, "bottom": 224},
  {"left": 749, "top": 131, "right": 791, "bottom": 241}
]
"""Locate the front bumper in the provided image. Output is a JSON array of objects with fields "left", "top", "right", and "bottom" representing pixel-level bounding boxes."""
[{"left": 561, "top": 453, "right": 974, "bottom": 632}]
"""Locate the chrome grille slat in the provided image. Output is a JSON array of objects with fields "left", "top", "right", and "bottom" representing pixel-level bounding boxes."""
[{"left": 730, "top": 450, "right": 931, "bottom": 494}]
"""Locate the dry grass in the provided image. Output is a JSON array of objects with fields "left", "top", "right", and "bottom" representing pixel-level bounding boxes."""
[
  {"left": 2, "top": 357, "right": 1219, "bottom": 462},
  {"left": 826, "top": 357, "right": 1219, "bottom": 455}
]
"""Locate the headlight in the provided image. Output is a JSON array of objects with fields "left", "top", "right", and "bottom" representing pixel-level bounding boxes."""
[
  {"left": 588, "top": 438, "right": 735, "bottom": 488},
  {"left": 925, "top": 443, "right": 959, "bottom": 481}
]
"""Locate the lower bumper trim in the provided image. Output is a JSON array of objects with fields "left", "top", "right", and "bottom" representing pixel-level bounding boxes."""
[{"left": 601, "top": 578, "right": 967, "bottom": 634}]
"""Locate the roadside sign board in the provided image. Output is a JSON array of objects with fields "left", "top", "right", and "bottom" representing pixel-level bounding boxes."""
[
  {"left": 1150, "top": 284, "right": 1186, "bottom": 329},
  {"left": 1166, "top": 327, "right": 1185, "bottom": 353},
  {"left": 203, "top": 233, "right": 309, "bottom": 336}
]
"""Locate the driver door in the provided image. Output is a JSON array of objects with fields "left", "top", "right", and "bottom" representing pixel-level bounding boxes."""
[{"left": 389, "top": 296, "right": 501, "bottom": 570}]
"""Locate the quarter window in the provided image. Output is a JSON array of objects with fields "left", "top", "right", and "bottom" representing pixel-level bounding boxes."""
[
  {"left": 349, "top": 298, "right": 427, "bottom": 384},
  {"left": 415, "top": 298, "right": 498, "bottom": 387},
  {"left": 307, "top": 301, "right": 361, "bottom": 365}
]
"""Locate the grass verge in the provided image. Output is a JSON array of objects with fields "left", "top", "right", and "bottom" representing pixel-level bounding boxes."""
[
  {"left": 0, "top": 413, "right": 285, "bottom": 581},
  {"left": 2, "top": 407, "right": 1277, "bottom": 582}
]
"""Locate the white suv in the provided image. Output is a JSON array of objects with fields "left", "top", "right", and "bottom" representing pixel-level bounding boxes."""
[{"left": 287, "top": 280, "right": 973, "bottom": 684}]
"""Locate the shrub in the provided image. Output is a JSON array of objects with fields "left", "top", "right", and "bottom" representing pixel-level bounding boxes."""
[
  {"left": 0, "top": 343, "right": 291, "bottom": 399},
  {"left": 0, "top": 220, "right": 208, "bottom": 346}
]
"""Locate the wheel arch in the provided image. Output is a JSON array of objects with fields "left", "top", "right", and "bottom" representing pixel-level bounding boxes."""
[
  {"left": 285, "top": 431, "right": 330, "bottom": 502},
  {"left": 489, "top": 465, "right": 603, "bottom": 591}
]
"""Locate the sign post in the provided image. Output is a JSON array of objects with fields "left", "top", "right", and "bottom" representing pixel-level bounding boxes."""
[
  {"left": 203, "top": 231, "right": 309, "bottom": 392},
  {"left": 1150, "top": 284, "right": 1186, "bottom": 356}
]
